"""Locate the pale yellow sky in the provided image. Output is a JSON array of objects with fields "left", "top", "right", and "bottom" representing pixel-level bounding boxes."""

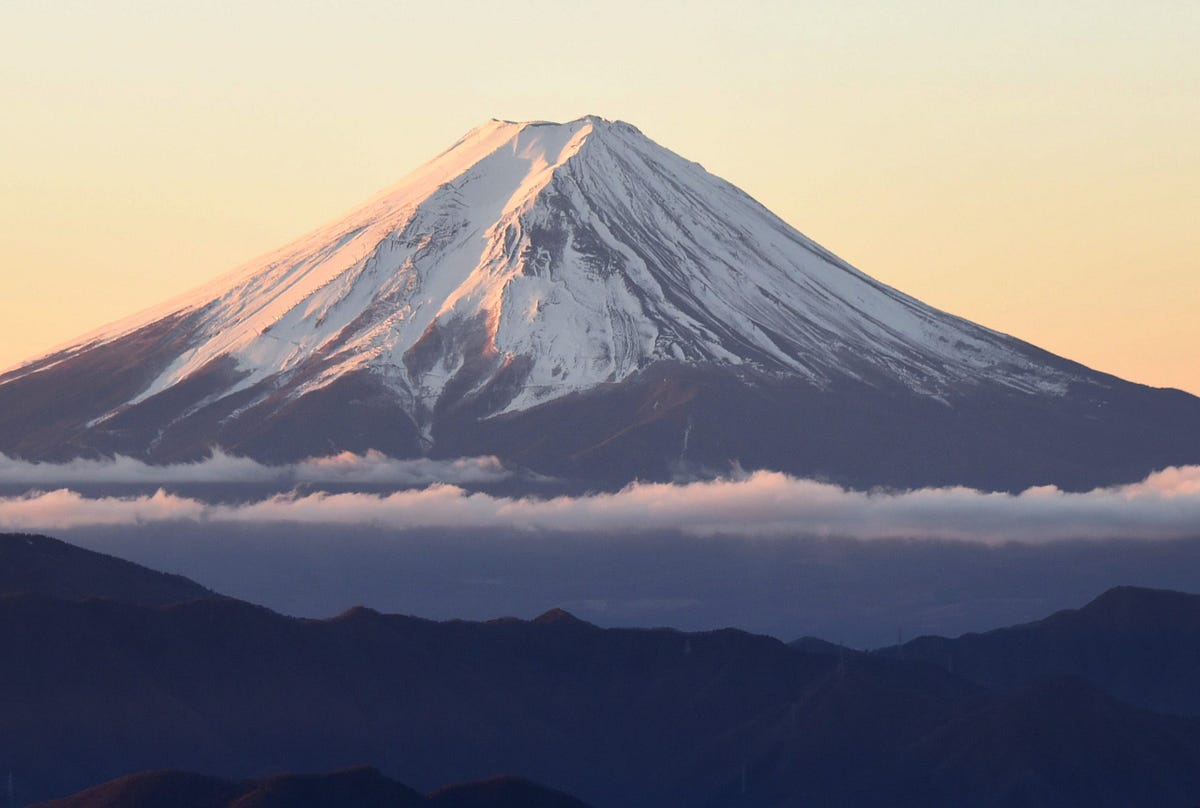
[{"left": 1, "top": 1, "right": 1197, "bottom": 393}]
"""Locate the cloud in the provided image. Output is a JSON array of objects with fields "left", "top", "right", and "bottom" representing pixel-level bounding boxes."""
[
  {"left": 2, "top": 466, "right": 1199, "bottom": 543},
  {"left": 1122, "top": 465, "right": 1200, "bottom": 497},
  {"left": 0, "top": 488, "right": 208, "bottom": 527},
  {"left": 0, "top": 450, "right": 512, "bottom": 487}
]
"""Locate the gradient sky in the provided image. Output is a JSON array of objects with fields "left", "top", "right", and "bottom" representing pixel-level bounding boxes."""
[{"left": 2, "top": 1, "right": 1196, "bottom": 393}]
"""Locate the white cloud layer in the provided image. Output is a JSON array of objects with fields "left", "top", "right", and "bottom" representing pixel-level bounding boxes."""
[
  {"left": 0, "top": 450, "right": 511, "bottom": 486},
  {"left": 2, "top": 464, "right": 1199, "bottom": 543}
]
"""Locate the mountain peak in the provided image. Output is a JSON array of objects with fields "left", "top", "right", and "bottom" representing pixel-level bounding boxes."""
[
  {"left": 532, "top": 607, "right": 592, "bottom": 627},
  {"left": 486, "top": 114, "right": 633, "bottom": 129},
  {"left": 2, "top": 117, "right": 1198, "bottom": 489},
  {"left": 1074, "top": 585, "right": 1200, "bottom": 628},
  {"left": 39, "top": 113, "right": 1080, "bottom": 426}
]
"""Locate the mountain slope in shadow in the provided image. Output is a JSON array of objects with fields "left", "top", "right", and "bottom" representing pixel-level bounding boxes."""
[
  {"left": 4, "top": 535, "right": 1200, "bottom": 807},
  {"left": 0, "top": 532, "right": 218, "bottom": 606},
  {"left": 885, "top": 585, "right": 1200, "bottom": 716},
  {"left": 32, "top": 766, "right": 591, "bottom": 808}
]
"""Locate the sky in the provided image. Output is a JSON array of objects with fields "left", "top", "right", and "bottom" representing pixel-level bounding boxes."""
[{"left": 1, "top": 1, "right": 1197, "bottom": 393}]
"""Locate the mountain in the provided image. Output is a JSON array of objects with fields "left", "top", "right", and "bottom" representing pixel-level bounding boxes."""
[
  {"left": 883, "top": 585, "right": 1200, "bottom": 717},
  {"left": 30, "top": 768, "right": 419, "bottom": 808},
  {"left": 32, "top": 768, "right": 592, "bottom": 808},
  {"left": 426, "top": 776, "right": 593, "bottom": 808},
  {"left": 0, "top": 593, "right": 830, "bottom": 807},
  {"left": 894, "top": 677, "right": 1200, "bottom": 808},
  {"left": 1, "top": 116, "right": 1197, "bottom": 490},
  {"left": 0, "top": 532, "right": 218, "bottom": 606},
  {"left": 4, "top": 536, "right": 1200, "bottom": 807},
  {"left": 697, "top": 673, "right": 1200, "bottom": 808}
]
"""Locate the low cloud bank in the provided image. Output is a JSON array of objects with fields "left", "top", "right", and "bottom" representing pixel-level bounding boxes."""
[
  {"left": 2, "top": 466, "right": 1199, "bottom": 543},
  {"left": 0, "top": 450, "right": 511, "bottom": 486}
]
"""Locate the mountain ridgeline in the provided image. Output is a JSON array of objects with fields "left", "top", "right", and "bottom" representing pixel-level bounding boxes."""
[
  {"left": 32, "top": 768, "right": 592, "bottom": 808},
  {"left": 0, "top": 117, "right": 1197, "bottom": 490},
  {"left": 3, "top": 533, "right": 1200, "bottom": 807}
]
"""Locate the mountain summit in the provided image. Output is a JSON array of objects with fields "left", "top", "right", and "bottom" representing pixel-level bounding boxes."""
[{"left": 2, "top": 116, "right": 1198, "bottom": 489}]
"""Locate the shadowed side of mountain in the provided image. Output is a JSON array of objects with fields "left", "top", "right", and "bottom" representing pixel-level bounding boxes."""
[
  {"left": 898, "top": 677, "right": 1200, "bottom": 807},
  {"left": 31, "top": 767, "right": 592, "bottom": 808},
  {"left": 0, "top": 313, "right": 207, "bottom": 461},
  {"left": 688, "top": 668, "right": 1200, "bottom": 808},
  {"left": 7, "top": 539, "right": 1200, "bottom": 807},
  {"left": 228, "top": 767, "right": 424, "bottom": 808},
  {"left": 29, "top": 770, "right": 240, "bottom": 808},
  {"left": 0, "top": 590, "right": 823, "bottom": 807},
  {"left": 432, "top": 361, "right": 1200, "bottom": 492},
  {"left": 0, "top": 532, "right": 219, "bottom": 606},
  {"left": 427, "top": 775, "right": 593, "bottom": 808},
  {"left": 886, "top": 585, "right": 1200, "bottom": 716},
  {"left": 7, "top": 586, "right": 1200, "bottom": 806},
  {"left": 787, "top": 636, "right": 852, "bottom": 655}
]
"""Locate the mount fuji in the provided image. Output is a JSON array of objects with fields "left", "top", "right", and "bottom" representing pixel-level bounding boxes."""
[{"left": 2, "top": 116, "right": 1197, "bottom": 490}]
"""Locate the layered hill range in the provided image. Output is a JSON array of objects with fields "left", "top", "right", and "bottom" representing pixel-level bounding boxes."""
[
  {"left": 8, "top": 533, "right": 1200, "bottom": 807},
  {"left": 3, "top": 116, "right": 1198, "bottom": 489}
]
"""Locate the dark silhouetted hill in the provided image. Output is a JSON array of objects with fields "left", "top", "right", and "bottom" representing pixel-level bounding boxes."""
[
  {"left": 899, "top": 677, "right": 1200, "bottom": 807},
  {"left": 31, "top": 766, "right": 590, "bottom": 808},
  {"left": 427, "top": 776, "right": 592, "bottom": 808},
  {"left": 31, "top": 770, "right": 240, "bottom": 808},
  {"left": 0, "top": 532, "right": 217, "bottom": 606},
  {"left": 5, "top": 539, "right": 1200, "bottom": 807},
  {"left": 887, "top": 585, "right": 1200, "bottom": 716}
]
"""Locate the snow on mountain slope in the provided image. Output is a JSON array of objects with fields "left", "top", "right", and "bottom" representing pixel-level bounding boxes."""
[
  {"left": 11, "top": 115, "right": 1196, "bottom": 491},
  {"left": 11, "top": 116, "right": 1075, "bottom": 433}
]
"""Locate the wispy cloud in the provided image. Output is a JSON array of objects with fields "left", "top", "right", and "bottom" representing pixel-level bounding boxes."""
[
  {"left": 0, "top": 450, "right": 512, "bottom": 487},
  {"left": 2, "top": 466, "right": 1198, "bottom": 543}
]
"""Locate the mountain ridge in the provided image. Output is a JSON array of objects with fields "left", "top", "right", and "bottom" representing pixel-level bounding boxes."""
[
  {"left": 884, "top": 584, "right": 1200, "bottom": 716},
  {"left": 31, "top": 766, "right": 593, "bottom": 808},
  {"left": 0, "top": 533, "right": 218, "bottom": 607},
  {"left": 5, "top": 533, "right": 1200, "bottom": 806}
]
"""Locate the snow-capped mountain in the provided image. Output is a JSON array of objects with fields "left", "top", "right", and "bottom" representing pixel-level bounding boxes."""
[{"left": 2, "top": 116, "right": 1197, "bottom": 490}]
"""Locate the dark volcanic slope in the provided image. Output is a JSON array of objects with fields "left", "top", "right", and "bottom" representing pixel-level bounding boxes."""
[
  {"left": 4, "top": 334, "right": 1199, "bottom": 494},
  {"left": 32, "top": 766, "right": 591, "bottom": 808},
  {"left": 432, "top": 361, "right": 1200, "bottom": 492},
  {"left": 886, "top": 586, "right": 1200, "bottom": 716},
  {"left": 0, "top": 532, "right": 218, "bottom": 606}
]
